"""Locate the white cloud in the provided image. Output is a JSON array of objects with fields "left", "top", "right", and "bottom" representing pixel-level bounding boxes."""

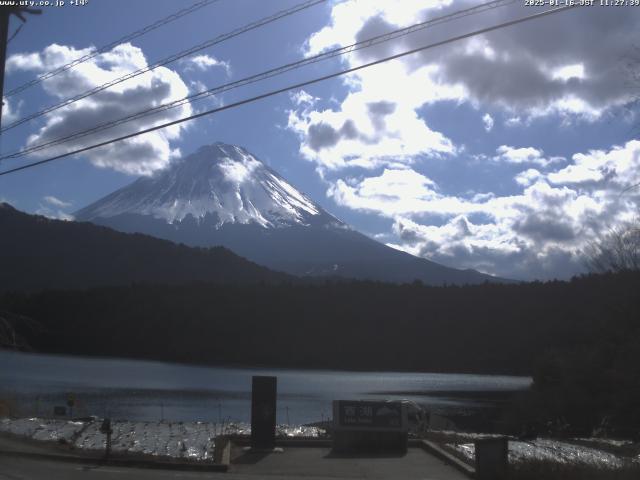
[
  {"left": 551, "top": 63, "right": 586, "bottom": 82},
  {"left": 8, "top": 43, "right": 192, "bottom": 176},
  {"left": 504, "top": 116, "right": 522, "bottom": 128},
  {"left": 218, "top": 156, "right": 260, "bottom": 183},
  {"left": 2, "top": 96, "right": 23, "bottom": 124},
  {"left": 36, "top": 209, "right": 73, "bottom": 221},
  {"left": 189, "top": 80, "right": 207, "bottom": 93},
  {"left": 482, "top": 113, "right": 494, "bottom": 132},
  {"left": 35, "top": 195, "right": 73, "bottom": 220},
  {"left": 288, "top": 2, "right": 639, "bottom": 177},
  {"left": 305, "top": 0, "right": 452, "bottom": 56},
  {"left": 43, "top": 195, "right": 72, "bottom": 208},
  {"left": 493, "top": 145, "right": 564, "bottom": 167},
  {"left": 328, "top": 168, "right": 441, "bottom": 215},
  {"left": 287, "top": 61, "right": 457, "bottom": 172},
  {"left": 496, "top": 145, "right": 543, "bottom": 164},
  {"left": 326, "top": 140, "right": 640, "bottom": 280},
  {"left": 188, "top": 80, "right": 224, "bottom": 111},
  {"left": 547, "top": 140, "right": 640, "bottom": 188},
  {"left": 36, "top": 206, "right": 73, "bottom": 221},
  {"left": 290, "top": 90, "right": 319, "bottom": 107},
  {"left": 514, "top": 168, "right": 542, "bottom": 187},
  {"left": 6, "top": 49, "right": 60, "bottom": 72},
  {"left": 182, "top": 54, "right": 230, "bottom": 74}
]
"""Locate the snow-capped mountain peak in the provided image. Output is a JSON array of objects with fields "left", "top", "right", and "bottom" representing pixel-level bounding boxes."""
[
  {"left": 75, "top": 142, "right": 507, "bottom": 285},
  {"left": 76, "top": 143, "right": 328, "bottom": 228}
]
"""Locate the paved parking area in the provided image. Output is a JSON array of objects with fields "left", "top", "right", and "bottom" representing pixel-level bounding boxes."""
[
  {"left": 230, "top": 447, "right": 470, "bottom": 479},
  {"left": 0, "top": 432, "right": 470, "bottom": 479}
]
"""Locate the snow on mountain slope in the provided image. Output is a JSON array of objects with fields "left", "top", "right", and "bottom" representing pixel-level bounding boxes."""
[{"left": 76, "top": 143, "right": 328, "bottom": 228}]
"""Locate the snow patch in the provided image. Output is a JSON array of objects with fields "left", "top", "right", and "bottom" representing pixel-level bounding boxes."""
[
  {"left": 0, "top": 417, "right": 324, "bottom": 461},
  {"left": 447, "top": 438, "right": 639, "bottom": 470}
]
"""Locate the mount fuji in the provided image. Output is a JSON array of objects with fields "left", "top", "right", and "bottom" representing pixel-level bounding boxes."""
[{"left": 75, "top": 143, "right": 505, "bottom": 285}]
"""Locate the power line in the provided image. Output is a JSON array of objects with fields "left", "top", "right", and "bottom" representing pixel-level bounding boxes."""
[
  {"left": 2, "top": 0, "right": 515, "bottom": 159},
  {"left": 1, "top": 0, "right": 517, "bottom": 161},
  {"left": 6, "top": 23, "right": 24, "bottom": 45},
  {"left": 0, "top": 4, "right": 579, "bottom": 178},
  {"left": 0, "top": 0, "right": 326, "bottom": 134},
  {"left": 4, "top": 0, "right": 222, "bottom": 98}
]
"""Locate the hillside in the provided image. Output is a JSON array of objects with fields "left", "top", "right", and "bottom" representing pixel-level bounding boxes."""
[{"left": 0, "top": 203, "right": 292, "bottom": 292}]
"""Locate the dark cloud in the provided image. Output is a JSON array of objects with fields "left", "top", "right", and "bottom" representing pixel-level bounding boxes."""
[
  {"left": 367, "top": 101, "right": 396, "bottom": 131},
  {"left": 307, "top": 122, "right": 341, "bottom": 151},
  {"left": 307, "top": 118, "right": 378, "bottom": 152},
  {"left": 420, "top": 240, "right": 582, "bottom": 281},
  {"left": 513, "top": 213, "right": 576, "bottom": 243},
  {"left": 340, "top": 119, "right": 359, "bottom": 139},
  {"left": 354, "top": 15, "right": 401, "bottom": 62},
  {"left": 445, "top": 6, "right": 637, "bottom": 112},
  {"left": 17, "top": 43, "right": 192, "bottom": 175},
  {"left": 454, "top": 216, "right": 472, "bottom": 237},
  {"left": 396, "top": 220, "right": 421, "bottom": 244},
  {"left": 350, "top": 4, "right": 639, "bottom": 115},
  {"left": 32, "top": 82, "right": 175, "bottom": 144},
  {"left": 368, "top": 100, "right": 396, "bottom": 116},
  {"left": 442, "top": 55, "right": 563, "bottom": 110}
]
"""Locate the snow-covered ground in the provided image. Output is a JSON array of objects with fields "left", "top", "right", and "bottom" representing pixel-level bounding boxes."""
[
  {"left": 4, "top": 416, "right": 637, "bottom": 469},
  {"left": 0, "top": 417, "right": 324, "bottom": 462},
  {"left": 447, "top": 436, "right": 640, "bottom": 470}
]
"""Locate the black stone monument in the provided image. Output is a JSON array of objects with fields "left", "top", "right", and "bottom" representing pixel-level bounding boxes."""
[
  {"left": 250, "top": 375, "right": 277, "bottom": 450},
  {"left": 475, "top": 437, "right": 509, "bottom": 480}
]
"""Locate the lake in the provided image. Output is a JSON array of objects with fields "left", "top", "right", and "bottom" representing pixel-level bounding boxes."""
[{"left": 0, "top": 350, "right": 530, "bottom": 425}]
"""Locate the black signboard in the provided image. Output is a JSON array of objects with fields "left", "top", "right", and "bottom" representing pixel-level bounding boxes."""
[
  {"left": 250, "top": 375, "right": 277, "bottom": 450},
  {"left": 337, "top": 400, "right": 403, "bottom": 429},
  {"left": 332, "top": 400, "right": 408, "bottom": 453}
]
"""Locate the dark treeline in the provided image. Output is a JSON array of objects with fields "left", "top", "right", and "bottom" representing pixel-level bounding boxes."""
[{"left": 3, "top": 271, "right": 639, "bottom": 375}]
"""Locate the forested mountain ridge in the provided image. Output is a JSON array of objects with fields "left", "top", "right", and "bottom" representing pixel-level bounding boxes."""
[{"left": 0, "top": 202, "right": 292, "bottom": 291}]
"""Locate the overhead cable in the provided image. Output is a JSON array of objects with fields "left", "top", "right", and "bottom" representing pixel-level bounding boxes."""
[
  {"left": 4, "top": 0, "right": 223, "bottom": 98},
  {"left": 0, "top": 4, "right": 579, "bottom": 178},
  {"left": 0, "top": 0, "right": 326, "bottom": 133},
  {"left": 1, "top": 0, "right": 517, "bottom": 161}
]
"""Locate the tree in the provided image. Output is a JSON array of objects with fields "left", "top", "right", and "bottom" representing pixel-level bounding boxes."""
[
  {"left": 585, "top": 221, "right": 640, "bottom": 273},
  {"left": 0, "top": 310, "right": 41, "bottom": 350}
]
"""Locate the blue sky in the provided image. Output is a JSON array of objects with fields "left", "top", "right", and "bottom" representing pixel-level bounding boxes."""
[{"left": 1, "top": 0, "right": 639, "bottom": 280}]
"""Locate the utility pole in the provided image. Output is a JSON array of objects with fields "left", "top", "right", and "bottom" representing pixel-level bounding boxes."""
[{"left": 0, "top": 6, "right": 41, "bottom": 129}]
